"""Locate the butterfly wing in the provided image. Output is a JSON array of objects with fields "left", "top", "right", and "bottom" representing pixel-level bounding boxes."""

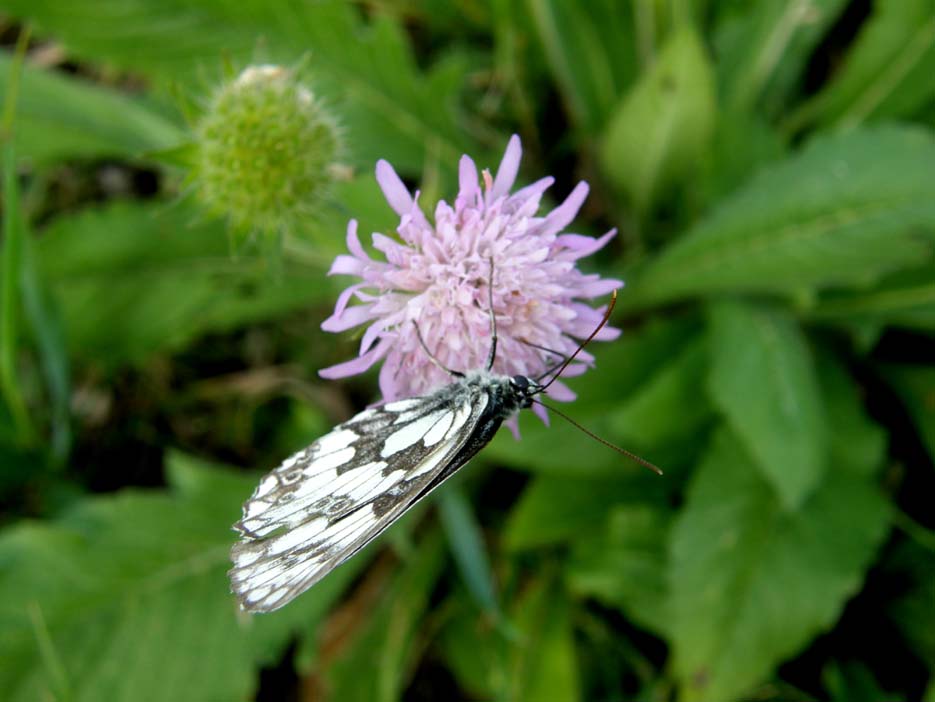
[{"left": 229, "top": 384, "right": 489, "bottom": 613}]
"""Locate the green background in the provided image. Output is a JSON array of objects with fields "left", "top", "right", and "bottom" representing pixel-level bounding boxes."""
[{"left": 1, "top": 1, "right": 933, "bottom": 700}]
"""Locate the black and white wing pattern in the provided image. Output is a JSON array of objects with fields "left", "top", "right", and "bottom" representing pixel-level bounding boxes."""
[{"left": 229, "top": 378, "right": 499, "bottom": 613}]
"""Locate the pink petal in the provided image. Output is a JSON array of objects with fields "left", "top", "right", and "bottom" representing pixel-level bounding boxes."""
[
  {"left": 577, "top": 278, "right": 624, "bottom": 297},
  {"left": 556, "top": 228, "right": 617, "bottom": 260},
  {"left": 490, "top": 134, "right": 522, "bottom": 201},
  {"left": 458, "top": 155, "right": 480, "bottom": 203},
  {"left": 511, "top": 176, "right": 554, "bottom": 203},
  {"left": 378, "top": 351, "right": 403, "bottom": 401},
  {"left": 537, "top": 182, "right": 589, "bottom": 237},
  {"left": 321, "top": 304, "right": 373, "bottom": 332},
  {"left": 568, "top": 303, "right": 623, "bottom": 341},
  {"left": 544, "top": 379, "right": 576, "bottom": 402},
  {"left": 555, "top": 362, "right": 589, "bottom": 378},
  {"left": 318, "top": 339, "right": 389, "bottom": 379},
  {"left": 372, "top": 232, "right": 410, "bottom": 260},
  {"left": 332, "top": 283, "right": 367, "bottom": 318},
  {"left": 345, "top": 219, "right": 369, "bottom": 260},
  {"left": 360, "top": 308, "right": 404, "bottom": 355},
  {"left": 593, "top": 325, "right": 621, "bottom": 341},
  {"left": 504, "top": 414, "right": 523, "bottom": 437},
  {"left": 409, "top": 190, "right": 430, "bottom": 226},
  {"left": 328, "top": 254, "right": 365, "bottom": 276},
  {"left": 530, "top": 403, "right": 550, "bottom": 427},
  {"left": 570, "top": 348, "right": 596, "bottom": 366},
  {"left": 375, "top": 160, "right": 413, "bottom": 216}
]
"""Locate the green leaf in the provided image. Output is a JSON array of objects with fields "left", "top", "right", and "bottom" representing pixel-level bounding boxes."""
[
  {"left": 626, "top": 126, "right": 935, "bottom": 309},
  {"left": 0, "top": 53, "right": 183, "bottom": 164},
  {"left": 818, "top": 351, "right": 887, "bottom": 478},
  {"left": 884, "top": 541, "right": 935, "bottom": 666},
  {"left": 525, "top": 0, "right": 637, "bottom": 132},
  {"left": 36, "top": 200, "right": 341, "bottom": 368},
  {"left": 438, "top": 487, "right": 500, "bottom": 618},
  {"left": 806, "top": 263, "right": 935, "bottom": 331},
  {"left": 483, "top": 410, "right": 619, "bottom": 480},
  {"left": 436, "top": 598, "right": 504, "bottom": 700},
  {"left": 824, "top": 661, "right": 903, "bottom": 702},
  {"left": 549, "top": 312, "right": 705, "bottom": 408},
  {"left": 505, "top": 577, "right": 580, "bottom": 702},
  {"left": 567, "top": 504, "right": 670, "bottom": 636},
  {"left": 787, "top": 0, "right": 935, "bottom": 132},
  {"left": 1, "top": 143, "right": 35, "bottom": 444},
  {"left": 715, "top": 0, "right": 848, "bottom": 115},
  {"left": 20, "top": 234, "right": 71, "bottom": 465},
  {"left": 3, "top": 0, "right": 262, "bottom": 87},
  {"left": 601, "top": 25, "right": 715, "bottom": 214},
  {"left": 609, "top": 335, "right": 713, "bottom": 448},
  {"left": 0, "top": 453, "right": 359, "bottom": 702},
  {"left": 693, "top": 111, "right": 787, "bottom": 208},
  {"left": 879, "top": 363, "right": 935, "bottom": 461},
  {"left": 438, "top": 574, "right": 581, "bottom": 702},
  {"left": 669, "top": 427, "right": 890, "bottom": 702},
  {"left": 5, "top": 0, "right": 475, "bottom": 179},
  {"left": 322, "top": 528, "right": 447, "bottom": 702},
  {"left": 317, "top": 12, "right": 476, "bottom": 177},
  {"left": 504, "top": 473, "right": 669, "bottom": 551},
  {"left": 486, "top": 313, "right": 706, "bottom": 476},
  {"left": 0, "top": 38, "right": 32, "bottom": 445},
  {"left": 706, "top": 301, "right": 827, "bottom": 509}
]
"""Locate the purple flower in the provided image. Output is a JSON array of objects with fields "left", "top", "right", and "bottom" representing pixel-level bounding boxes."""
[{"left": 319, "top": 135, "right": 621, "bottom": 429}]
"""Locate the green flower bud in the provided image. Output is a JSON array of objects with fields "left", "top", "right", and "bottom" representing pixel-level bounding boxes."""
[{"left": 193, "top": 65, "right": 340, "bottom": 238}]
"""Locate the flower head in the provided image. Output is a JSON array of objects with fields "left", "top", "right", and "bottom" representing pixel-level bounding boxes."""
[
  {"left": 320, "top": 135, "right": 621, "bottom": 426},
  {"left": 193, "top": 64, "right": 341, "bottom": 236}
]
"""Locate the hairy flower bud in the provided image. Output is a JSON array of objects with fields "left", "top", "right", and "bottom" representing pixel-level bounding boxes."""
[{"left": 192, "top": 65, "right": 340, "bottom": 237}]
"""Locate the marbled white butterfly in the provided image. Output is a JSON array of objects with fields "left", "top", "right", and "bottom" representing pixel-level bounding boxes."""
[{"left": 229, "top": 265, "right": 654, "bottom": 613}]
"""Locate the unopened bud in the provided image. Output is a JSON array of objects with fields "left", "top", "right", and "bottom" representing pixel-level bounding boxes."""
[{"left": 193, "top": 64, "right": 340, "bottom": 237}]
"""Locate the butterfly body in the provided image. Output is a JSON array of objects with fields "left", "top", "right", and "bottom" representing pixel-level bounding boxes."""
[
  {"left": 229, "top": 370, "right": 539, "bottom": 613},
  {"left": 438, "top": 371, "right": 539, "bottom": 475}
]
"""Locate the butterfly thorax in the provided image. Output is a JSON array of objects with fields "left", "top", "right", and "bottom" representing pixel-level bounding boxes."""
[{"left": 457, "top": 370, "right": 540, "bottom": 417}]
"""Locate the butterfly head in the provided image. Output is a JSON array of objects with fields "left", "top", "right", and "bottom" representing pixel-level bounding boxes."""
[{"left": 509, "top": 374, "right": 543, "bottom": 409}]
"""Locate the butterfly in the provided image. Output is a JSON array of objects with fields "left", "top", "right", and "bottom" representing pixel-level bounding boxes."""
[{"left": 229, "top": 273, "right": 653, "bottom": 613}]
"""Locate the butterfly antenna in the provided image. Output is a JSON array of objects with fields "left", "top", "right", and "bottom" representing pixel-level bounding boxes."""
[
  {"left": 521, "top": 339, "right": 596, "bottom": 384},
  {"left": 532, "top": 399, "right": 663, "bottom": 475},
  {"left": 539, "top": 290, "right": 617, "bottom": 391}
]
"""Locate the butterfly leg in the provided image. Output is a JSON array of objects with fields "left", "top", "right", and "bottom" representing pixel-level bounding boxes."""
[
  {"left": 484, "top": 256, "right": 498, "bottom": 371},
  {"left": 413, "top": 321, "right": 465, "bottom": 378}
]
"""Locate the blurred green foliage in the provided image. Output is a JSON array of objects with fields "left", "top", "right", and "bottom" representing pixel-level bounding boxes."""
[{"left": 0, "top": 1, "right": 933, "bottom": 701}]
